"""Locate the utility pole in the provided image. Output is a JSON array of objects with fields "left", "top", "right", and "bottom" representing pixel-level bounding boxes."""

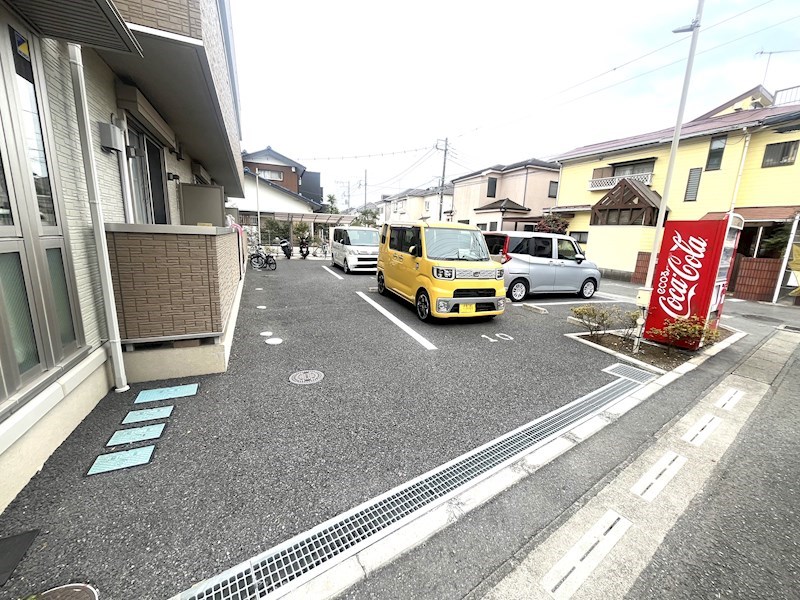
[
  {"left": 364, "top": 169, "right": 368, "bottom": 209},
  {"left": 438, "top": 137, "right": 448, "bottom": 220},
  {"left": 347, "top": 181, "right": 351, "bottom": 209}
]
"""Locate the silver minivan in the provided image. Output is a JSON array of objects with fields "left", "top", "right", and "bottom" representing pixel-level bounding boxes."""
[{"left": 483, "top": 231, "right": 601, "bottom": 302}]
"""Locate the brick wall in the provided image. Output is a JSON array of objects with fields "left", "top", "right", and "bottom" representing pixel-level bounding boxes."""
[
  {"left": 216, "top": 232, "right": 241, "bottom": 327},
  {"left": 114, "top": 0, "right": 202, "bottom": 39},
  {"left": 630, "top": 252, "right": 651, "bottom": 284},
  {"left": 107, "top": 230, "right": 240, "bottom": 340},
  {"left": 732, "top": 257, "right": 783, "bottom": 302}
]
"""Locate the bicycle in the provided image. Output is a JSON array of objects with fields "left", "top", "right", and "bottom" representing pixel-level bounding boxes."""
[
  {"left": 249, "top": 246, "right": 277, "bottom": 270},
  {"left": 312, "top": 242, "right": 329, "bottom": 258}
]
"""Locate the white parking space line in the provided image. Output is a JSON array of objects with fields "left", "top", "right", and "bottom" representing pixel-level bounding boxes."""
[
  {"left": 595, "top": 291, "right": 637, "bottom": 301},
  {"left": 715, "top": 388, "right": 745, "bottom": 411},
  {"left": 681, "top": 413, "right": 722, "bottom": 447},
  {"left": 630, "top": 450, "right": 687, "bottom": 502},
  {"left": 356, "top": 291, "right": 437, "bottom": 350},
  {"left": 322, "top": 265, "right": 344, "bottom": 280},
  {"left": 541, "top": 509, "right": 632, "bottom": 599},
  {"left": 527, "top": 299, "right": 631, "bottom": 307}
]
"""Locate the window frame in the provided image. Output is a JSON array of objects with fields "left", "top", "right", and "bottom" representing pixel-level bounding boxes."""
[
  {"left": 705, "top": 135, "right": 727, "bottom": 171},
  {"left": 548, "top": 180, "right": 558, "bottom": 198},
  {"left": 761, "top": 140, "right": 799, "bottom": 168},
  {"left": 126, "top": 118, "right": 170, "bottom": 224},
  {"left": 486, "top": 177, "right": 497, "bottom": 198},
  {"left": 529, "top": 237, "right": 553, "bottom": 259},
  {"left": 0, "top": 11, "right": 86, "bottom": 407},
  {"left": 570, "top": 231, "right": 589, "bottom": 244}
]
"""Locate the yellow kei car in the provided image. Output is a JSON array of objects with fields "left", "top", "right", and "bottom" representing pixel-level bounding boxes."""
[{"left": 377, "top": 221, "right": 506, "bottom": 321}]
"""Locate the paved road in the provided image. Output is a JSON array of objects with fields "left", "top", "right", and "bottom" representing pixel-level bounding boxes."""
[
  {"left": 625, "top": 353, "right": 799, "bottom": 600},
  {"left": 1, "top": 262, "right": 796, "bottom": 600}
]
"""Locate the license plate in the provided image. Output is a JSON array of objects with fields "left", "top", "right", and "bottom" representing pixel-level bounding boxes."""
[{"left": 460, "top": 303, "right": 476, "bottom": 314}]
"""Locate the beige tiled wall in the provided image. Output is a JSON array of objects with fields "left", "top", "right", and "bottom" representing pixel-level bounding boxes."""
[
  {"left": 114, "top": 0, "right": 202, "bottom": 39},
  {"left": 107, "top": 230, "right": 240, "bottom": 340}
]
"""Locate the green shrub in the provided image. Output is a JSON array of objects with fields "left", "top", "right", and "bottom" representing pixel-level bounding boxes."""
[
  {"left": 646, "top": 315, "right": 721, "bottom": 354},
  {"left": 571, "top": 304, "right": 620, "bottom": 341}
]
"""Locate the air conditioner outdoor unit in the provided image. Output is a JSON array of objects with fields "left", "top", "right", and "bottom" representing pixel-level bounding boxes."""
[{"left": 192, "top": 162, "right": 210, "bottom": 184}]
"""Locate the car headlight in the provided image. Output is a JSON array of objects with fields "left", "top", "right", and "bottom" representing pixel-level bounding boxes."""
[
  {"left": 346, "top": 248, "right": 355, "bottom": 255},
  {"left": 432, "top": 266, "right": 455, "bottom": 280},
  {"left": 496, "top": 268, "right": 504, "bottom": 280}
]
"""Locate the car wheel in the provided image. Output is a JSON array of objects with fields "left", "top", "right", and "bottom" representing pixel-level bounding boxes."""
[
  {"left": 343, "top": 258, "right": 351, "bottom": 274},
  {"left": 416, "top": 290, "right": 434, "bottom": 322},
  {"left": 508, "top": 279, "right": 529, "bottom": 302},
  {"left": 579, "top": 278, "right": 597, "bottom": 299},
  {"left": 377, "top": 272, "right": 387, "bottom": 295}
]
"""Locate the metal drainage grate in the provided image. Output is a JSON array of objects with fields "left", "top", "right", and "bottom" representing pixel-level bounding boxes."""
[
  {"left": 178, "top": 374, "right": 650, "bottom": 600},
  {"left": 288, "top": 370, "right": 324, "bottom": 385},
  {"left": 603, "top": 363, "right": 656, "bottom": 384}
]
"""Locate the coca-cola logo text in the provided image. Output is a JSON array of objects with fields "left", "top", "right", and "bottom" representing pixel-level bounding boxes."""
[{"left": 656, "top": 231, "right": 708, "bottom": 320}]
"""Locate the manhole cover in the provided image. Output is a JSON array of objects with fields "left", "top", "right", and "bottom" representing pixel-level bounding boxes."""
[{"left": 289, "top": 370, "right": 324, "bottom": 385}]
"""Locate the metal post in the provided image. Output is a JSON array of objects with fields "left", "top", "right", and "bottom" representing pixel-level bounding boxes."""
[
  {"left": 364, "top": 169, "right": 367, "bottom": 209},
  {"left": 255, "top": 167, "right": 261, "bottom": 246},
  {"left": 639, "top": 0, "right": 705, "bottom": 307},
  {"left": 772, "top": 214, "right": 799, "bottom": 303},
  {"left": 438, "top": 137, "right": 448, "bottom": 221}
]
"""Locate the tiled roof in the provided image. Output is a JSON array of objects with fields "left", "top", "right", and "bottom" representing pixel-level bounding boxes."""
[
  {"left": 474, "top": 198, "right": 530, "bottom": 212},
  {"left": 557, "top": 104, "right": 800, "bottom": 162},
  {"left": 701, "top": 206, "right": 800, "bottom": 222},
  {"left": 452, "top": 158, "right": 560, "bottom": 182},
  {"left": 242, "top": 146, "right": 306, "bottom": 172},
  {"left": 382, "top": 185, "right": 454, "bottom": 201}
]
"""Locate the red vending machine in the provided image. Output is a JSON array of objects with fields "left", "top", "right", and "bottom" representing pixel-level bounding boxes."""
[{"left": 644, "top": 213, "right": 743, "bottom": 350}]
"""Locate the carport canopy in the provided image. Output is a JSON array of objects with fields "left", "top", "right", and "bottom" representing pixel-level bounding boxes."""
[{"left": 262, "top": 212, "right": 358, "bottom": 225}]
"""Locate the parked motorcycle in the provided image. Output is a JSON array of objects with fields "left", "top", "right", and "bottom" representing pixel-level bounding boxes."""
[
  {"left": 279, "top": 238, "right": 292, "bottom": 259},
  {"left": 299, "top": 237, "right": 310, "bottom": 259}
]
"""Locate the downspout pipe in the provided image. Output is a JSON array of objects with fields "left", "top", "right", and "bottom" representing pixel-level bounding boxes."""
[{"left": 69, "top": 44, "right": 129, "bottom": 392}]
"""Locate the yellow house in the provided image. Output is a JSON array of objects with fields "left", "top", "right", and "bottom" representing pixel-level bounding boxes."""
[{"left": 555, "top": 85, "right": 800, "bottom": 301}]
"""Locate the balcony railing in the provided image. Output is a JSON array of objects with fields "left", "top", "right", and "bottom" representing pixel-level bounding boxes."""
[{"left": 588, "top": 172, "right": 653, "bottom": 191}]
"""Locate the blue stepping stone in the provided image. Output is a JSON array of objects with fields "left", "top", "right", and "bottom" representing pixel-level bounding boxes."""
[
  {"left": 107, "top": 423, "right": 165, "bottom": 447},
  {"left": 135, "top": 383, "right": 198, "bottom": 404},
  {"left": 87, "top": 446, "right": 155, "bottom": 475},
  {"left": 122, "top": 406, "right": 174, "bottom": 424}
]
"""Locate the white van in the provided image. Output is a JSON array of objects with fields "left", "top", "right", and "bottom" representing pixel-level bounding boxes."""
[{"left": 330, "top": 226, "right": 380, "bottom": 273}]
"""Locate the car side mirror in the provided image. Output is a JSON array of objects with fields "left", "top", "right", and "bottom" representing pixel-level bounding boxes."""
[{"left": 575, "top": 253, "right": 585, "bottom": 264}]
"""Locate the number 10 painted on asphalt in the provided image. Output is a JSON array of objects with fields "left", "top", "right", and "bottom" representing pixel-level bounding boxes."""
[{"left": 482, "top": 333, "right": 514, "bottom": 342}]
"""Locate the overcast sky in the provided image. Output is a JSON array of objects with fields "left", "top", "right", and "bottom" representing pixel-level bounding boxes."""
[{"left": 230, "top": 0, "right": 799, "bottom": 209}]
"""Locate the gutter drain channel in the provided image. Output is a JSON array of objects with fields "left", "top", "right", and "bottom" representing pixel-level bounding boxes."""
[{"left": 176, "top": 364, "right": 654, "bottom": 600}]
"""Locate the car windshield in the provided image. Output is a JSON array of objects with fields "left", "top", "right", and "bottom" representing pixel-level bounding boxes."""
[
  {"left": 347, "top": 230, "right": 379, "bottom": 246},
  {"left": 424, "top": 228, "right": 490, "bottom": 261}
]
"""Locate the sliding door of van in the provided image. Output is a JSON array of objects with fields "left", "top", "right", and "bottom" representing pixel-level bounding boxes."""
[{"left": 527, "top": 236, "right": 556, "bottom": 292}]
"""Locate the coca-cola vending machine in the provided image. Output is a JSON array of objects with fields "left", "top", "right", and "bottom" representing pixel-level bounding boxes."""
[{"left": 644, "top": 213, "right": 743, "bottom": 350}]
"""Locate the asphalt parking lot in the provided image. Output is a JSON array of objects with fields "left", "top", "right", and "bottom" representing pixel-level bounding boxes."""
[{"left": 0, "top": 259, "right": 791, "bottom": 600}]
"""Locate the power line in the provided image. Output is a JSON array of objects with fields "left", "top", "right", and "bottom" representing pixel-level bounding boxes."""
[
  {"left": 563, "top": 13, "right": 800, "bottom": 106},
  {"left": 297, "top": 145, "right": 431, "bottom": 161},
  {"left": 560, "top": 0, "right": 778, "bottom": 94}
]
